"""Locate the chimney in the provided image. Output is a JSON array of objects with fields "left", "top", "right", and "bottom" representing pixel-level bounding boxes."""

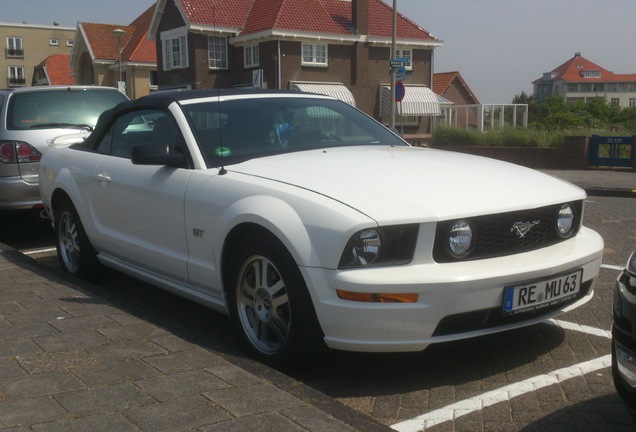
[{"left": 352, "top": 0, "right": 369, "bottom": 35}]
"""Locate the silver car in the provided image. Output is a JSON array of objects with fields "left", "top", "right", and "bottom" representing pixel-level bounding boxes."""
[{"left": 0, "top": 86, "right": 128, "bottom": 214}]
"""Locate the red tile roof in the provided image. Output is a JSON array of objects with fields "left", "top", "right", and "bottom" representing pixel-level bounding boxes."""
[
  {"left": 433, "top": 71, "right": 479, "bottom": 104},
  {"left": 38, "top": 54, "right": 74, "bottom": 85},
  {"left": 177, "top": 0, "right": 437, "bottom": 41},
  {"left": 81, "top": 5, "right": 155, "bottom": 64},
  {"left": 122, "top": 5, "right": 156, "bottom": 63},
  {"left": 535, "top": 53, "right": 636, "bottom": 84},
  {"left": 433, "top": 71, "right": 458, "bottom": 95},
  {"left": 81, "top": 22, "right": 135, "bottom": 60}
]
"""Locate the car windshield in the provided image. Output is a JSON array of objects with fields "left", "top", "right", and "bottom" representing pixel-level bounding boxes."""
[
  {"left": 7, "top": 89, "right": 128, "bottom": 131},
  {"left": 182, "top": 97, "right": 406, "bottom": 168}
]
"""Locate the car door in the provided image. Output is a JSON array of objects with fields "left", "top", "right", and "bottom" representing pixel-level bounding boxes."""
[{"left": 82, "top": 109, "right": 191, "bottom": 284}]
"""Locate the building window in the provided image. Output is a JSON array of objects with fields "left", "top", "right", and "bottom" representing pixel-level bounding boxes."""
[
  {"left": 244, "top": 45, "right": 259, "bottom": 68},
  {"left": 610, "top": 98, "right": 620, "bottom": 107},
  {"left": 8, "top": 66, "right": 25, "bottom": 87},
  {"left": 394, "top": 49, "right": 412, "bottom": 70},
  {"left": 302, "top": 43, "right": 327, "bottom": 67},
  {"left": 607, "top": 83, "right": 618, "bottom": 93},
  {"left": 66, "top": 40, "right": 74, "bottom": 47},
  {"left": 6, "top": 36, "right": 23, "bottom": 58},
  {"left": 629, "top": 98, "right": 636, "bottom": 107},
  {"left": 49, "top": 39, "right": 59, "bottom": 46},
  {"left": 162, "top": 32, "right": 188, "bottom": 70},
  {"left": 208, "top": 36, "right": 228, "bottom": 69},
  {"left": 567, "top": 84, "right": 578, "bottom": 93},
  {"left": 582, "top": 70, "right": 601, "bottom": 78},
  {"left": 579, "top": 83, "right": 592, "bottom": 92},
  {"left": 149, "top": 70, "right": 158, "bottom": 90}
]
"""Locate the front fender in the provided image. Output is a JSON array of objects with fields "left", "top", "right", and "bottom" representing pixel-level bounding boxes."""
[{"left": 217, "top": 195, "right": 315, "bottom": 267}]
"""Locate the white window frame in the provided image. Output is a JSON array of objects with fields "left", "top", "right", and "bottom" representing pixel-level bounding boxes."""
[
  {"left": 244, "top": 44, "right": 259, "bottom": 68},
  {"left": 208, "top": 36, "right": 228, "bottom": 70},
  {"left": 49, "top": 38, "right": 59, "bottom": 46},
  {"left": 6, "top": 36, "right": 23, "bottom": 57},
  {"left": 629, "top": 98, "right": 636, "bottom": 107},
  {"left": 66, "top": 40, "right": 74, "bottom": 47},
  {"left": 394, "top": 48, "right": 412, "bottom": 71},
  {"left": 302, "top": 43, "right": 327, "bottom": 67},
  {"left": 161, "top": 29, "right": 188, "bottom": 71},
  {"left": 610, "top": 98, "right": 620, "bottom": 107},
  {"left": 8, "top": 66, "right": 25, "bottom": 86}
]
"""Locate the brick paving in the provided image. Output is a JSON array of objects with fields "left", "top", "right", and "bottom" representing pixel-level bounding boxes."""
[
  {"left": 0, "top": 248, "right": 385, "bottom": 431},
  {"left": 1, "top": 168, "right": 635, "bottom": 431}
]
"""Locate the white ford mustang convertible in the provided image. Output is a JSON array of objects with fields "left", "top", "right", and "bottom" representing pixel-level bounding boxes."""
[{"left": 39, "top": 89, "right": 604, "bottom": 366}]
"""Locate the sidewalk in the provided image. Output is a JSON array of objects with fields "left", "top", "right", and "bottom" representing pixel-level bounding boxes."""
[
  {"left": 0, "top": 168, "right": 633, "bottom": 431},
  {"left": 542, "top": 168, "right": 636, "bottom": 198},
  {"left": 0, "top": 247, "right": 389, "bottom": 431}
]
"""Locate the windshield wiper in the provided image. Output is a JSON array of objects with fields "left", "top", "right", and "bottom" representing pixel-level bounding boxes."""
[{"left": 30, "top": 123, "right": 93, "bottom": 131}]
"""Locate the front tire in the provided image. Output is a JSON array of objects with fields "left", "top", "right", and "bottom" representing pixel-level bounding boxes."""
[
  {"left": 227, "top": 234, "right": 324, "bottom": 368},
  {"left": 55, "top": 198, "right": 98, "bottom": 277}
]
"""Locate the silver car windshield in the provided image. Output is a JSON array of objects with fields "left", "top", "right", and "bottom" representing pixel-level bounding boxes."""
[
  {"left": 182, "top": 97, "right": 406, "bottom": 167},
  {"left": 7, "top": 89, "right": 128, "bottom": 131}
]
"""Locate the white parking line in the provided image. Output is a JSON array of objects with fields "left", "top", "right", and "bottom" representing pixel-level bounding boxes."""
[
  {"left": 22, "top": 247, "right": 57, "bottom": 256},
  {"left": 602, "top": 263, "right": 625, "bottom": 271},
  {"left": 546, "top": 319, "right": 611, "bottom": 339},
  {"left": 390, "top": 355, "right": 611, "bottom": 432}
]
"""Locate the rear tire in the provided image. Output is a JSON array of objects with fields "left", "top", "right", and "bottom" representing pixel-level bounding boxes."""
[
  {"left": 227, "top": 234, "right": 324, "bottom": 368},
  {"left": 54, "top": 198, "right": 98, "bottom": 278}
]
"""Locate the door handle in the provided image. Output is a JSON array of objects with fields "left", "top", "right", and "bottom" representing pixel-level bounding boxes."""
[{"left": 97, "top": 172, "right": 111, "bottom": 183}]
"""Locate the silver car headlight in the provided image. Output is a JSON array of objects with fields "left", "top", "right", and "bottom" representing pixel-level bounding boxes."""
[
  {"left": 448, "top": 219, "right": 474, "bottom": 258},
  {"left": 338, "top": 225, "right": 419, "bottom": 269},
  {"left": 556, "top": 203, "right": 575, "bottom": 238}
]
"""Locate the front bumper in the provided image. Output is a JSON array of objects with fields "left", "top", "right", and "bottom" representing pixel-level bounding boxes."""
[
  {"left": 613, "top": 263, "right": 636, "bottom": 391},
  {"left": 303, "top": 226, "right": 604, "bottom": 352}
]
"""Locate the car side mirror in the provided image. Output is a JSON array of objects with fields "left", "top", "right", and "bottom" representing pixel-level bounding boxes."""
[{"left": 131, "top": 143, "right": 185, "bottom": 167}]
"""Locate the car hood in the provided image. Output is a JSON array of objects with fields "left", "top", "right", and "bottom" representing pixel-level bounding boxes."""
[{"left": 228, "top": 146, "right": 585, "bottom": 223}]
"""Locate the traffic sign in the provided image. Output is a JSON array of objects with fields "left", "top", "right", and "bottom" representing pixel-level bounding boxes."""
[
  {"left": 395, "top": 81, "right": 405, "bottom": 102},
  {"left": 390, "top": 60, "right": 403, "bottom": 69},
  {"left": 396, "top": 66, "right": 406, "bottom": 81}
]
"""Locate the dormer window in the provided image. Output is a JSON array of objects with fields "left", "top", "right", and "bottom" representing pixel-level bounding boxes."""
[{"left": 582, "top": 70, "right": 601, "bottom": 78}]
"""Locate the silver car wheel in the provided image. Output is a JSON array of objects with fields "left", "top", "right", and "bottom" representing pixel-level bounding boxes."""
[
  {"left": 57, "top": 209, "right": 81, "bottom": 274},
  {"left": 236, "top": 255, "right": 290, "bottom": 355}
]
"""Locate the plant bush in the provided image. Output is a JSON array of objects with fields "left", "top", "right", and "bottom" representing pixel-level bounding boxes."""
[{"left": 432, "top": 94, "right": 636, "bottom": 148}]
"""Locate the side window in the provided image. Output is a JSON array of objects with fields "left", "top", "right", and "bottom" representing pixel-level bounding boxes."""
[
  {"left": 109, "top": 110, "right": 179, "bottom": 159},
  {"left": 97, "top": 125, "right": 114, "bottom": 154}
]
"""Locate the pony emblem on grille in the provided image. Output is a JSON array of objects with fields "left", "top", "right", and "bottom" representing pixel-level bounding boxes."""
[{"left": 510, "top": 220, "right": 540, "bottom": 238}]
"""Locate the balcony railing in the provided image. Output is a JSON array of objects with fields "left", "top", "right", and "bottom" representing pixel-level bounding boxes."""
[
  {"left": 8, "top": 78, "right": 26, "bottom": 87},
  {"left": 6, "top": 48, "right": 24, "bottom": 58}
]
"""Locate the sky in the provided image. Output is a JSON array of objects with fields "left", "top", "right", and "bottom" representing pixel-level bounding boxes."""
[{"left": 3, "top": 0, "right": 636, "bottom": 103}]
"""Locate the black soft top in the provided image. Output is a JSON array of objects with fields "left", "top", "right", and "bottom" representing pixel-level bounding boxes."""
[{"left": 78, "top": 88, "right": 304, "bottom": 151}]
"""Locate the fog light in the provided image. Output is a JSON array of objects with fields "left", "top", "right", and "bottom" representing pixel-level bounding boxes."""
[
  {"left": 448, "top": 220, "right": 473, "bottom": 258},
  {"left": 557, "top": 204, "right": 575, "bottom": 238}
]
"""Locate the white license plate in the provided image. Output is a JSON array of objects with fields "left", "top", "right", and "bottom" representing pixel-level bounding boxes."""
[{"left": 503, "top": 269, "right": 583, "bottom": 315}]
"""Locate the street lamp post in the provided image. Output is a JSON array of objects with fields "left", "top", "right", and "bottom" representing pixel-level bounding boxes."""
[
  {"left": 112, "top": 28, "right": 126, "bottom": 91},
  {"left": 390, "top": 0, "right": 397, "bottom": 129}
]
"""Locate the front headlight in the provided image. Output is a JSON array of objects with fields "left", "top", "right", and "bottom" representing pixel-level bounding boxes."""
[
  {"left": 556, "top": 203, "right": 575, "bottom": 238},
  {"left": 338, "top": 225, "right": 419, "bottom": 269},
  {"left": 627, "top": 250, "right": 636, "bottom": 276}
]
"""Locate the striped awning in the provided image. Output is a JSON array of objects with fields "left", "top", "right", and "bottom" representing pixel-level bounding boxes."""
[
  {"left": 380, "top": 84, "right": 441, "bottom": 116},
  {"left": 290, "top": 82, "right": 356, "bottom": 107}
]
